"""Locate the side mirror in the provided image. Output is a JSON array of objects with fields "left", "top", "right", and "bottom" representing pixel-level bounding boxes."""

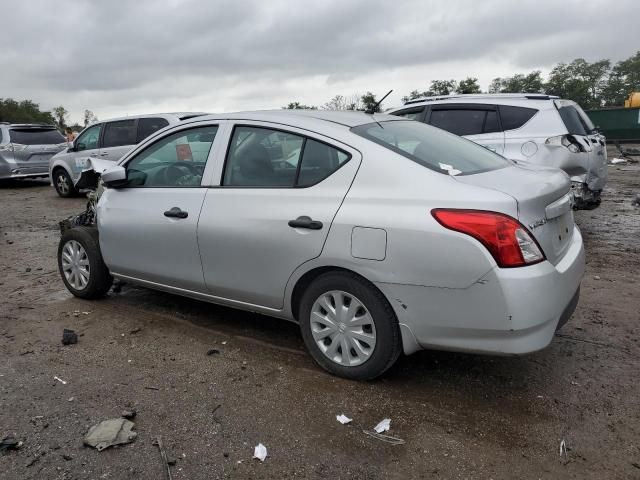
[
  {"left": 76, "top": 142, "right": 86, "bottom": 152},
  {"left": 101, "top": 165, "right": 128, "bottom": 188}
]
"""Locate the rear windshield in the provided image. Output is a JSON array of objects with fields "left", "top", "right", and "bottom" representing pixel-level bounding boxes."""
[
  {"left": 555, "top": 102, "right": 591, "bottom": 136},
  {"left": 9, "top": 128, "right": 65, "bottom": 145},
  {"left": 351, "top": 120, "right": 510, "bottom": 176}
]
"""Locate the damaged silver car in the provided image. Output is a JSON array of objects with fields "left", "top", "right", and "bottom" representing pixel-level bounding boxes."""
[
  {"left": 387, "top": 94, "right": 607, "bottom": 209},
  {"left": 57, "top": 111, "right": 584, "bottom": 380}
]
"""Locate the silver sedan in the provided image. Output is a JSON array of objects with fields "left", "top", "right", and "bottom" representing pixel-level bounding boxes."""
[{"left": 57, "top": 110, "right": 584, "bottom": 379}]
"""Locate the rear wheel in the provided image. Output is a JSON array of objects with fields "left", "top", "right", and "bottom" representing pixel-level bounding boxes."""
[
  {"left": 58, "top": 227, "right": 112, "bottom": 299},
  {"left": 299, "top": 272, "right": 401, "bottom": 380},
  {"left": 53, "top": 168, "right": 78, "bottom": 198}
]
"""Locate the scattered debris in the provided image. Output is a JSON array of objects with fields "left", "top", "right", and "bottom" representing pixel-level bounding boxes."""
[
  {"left": 610, "top": 158, "right": 628, "bottom": 165},
  {"left": 144, "top": 386, "right": 160, "bottom": 391},
  {"left": 25, "top": 267, "right": 32, "bottom": 273},
  {"left": 129, "top": 327, "right": 142, "bottom": 334},
  {"left": 221, "top": 341, "right": 227, "bottom": 345},
  {"left": 336, "top": 414, "right": 352, "bottom": 425},
  {"left": 559, "top": 439, "right": 567, "bottom": 457},
  {"left": 374, "top": 418, "right": 391, "bottom": 433},
  {"left": 593, "top": 275, "right": 601, "bottom": 280},
  {"left": 54, "top": 376, "right": 67, "bottom": 385},
  {"left": 62, "top": 453, "right": 73, "bottom": 461},
  {"left": 19, "top": 350, "right": 34, "bottom": 356},
  {"left": 207, "top": 348, "right": 220, "bottom": 356},
  {"left": 121, "top": 409, "right": 136, "bottom": 419},
  {"left": 68, "top": 397, "right": 75, "bottom": 402},
  {"left": 154, "top": 435, "right": 173, "bottom": 480},
  {"left": 362, "top": 430, "right": 405, "bottom": 445},
  {"left": 62, "top": 329, "right": 78, "bottom": 345},
  {"left": 0, "top": 436, "right": 22, "bottom": 452},
  {"left": 633, "top": 194, "right": 640, "bottom": 207},
  {"left": 253, "top": 443, "right": 267, "bottom": 462},
  {"left": 84, "top": 418, "right": 137, "bottom": 451}
]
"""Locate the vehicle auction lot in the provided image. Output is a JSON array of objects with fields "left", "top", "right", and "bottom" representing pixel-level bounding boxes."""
[{"left": 1, "top": 160, "right": 639, "bottom": 479}]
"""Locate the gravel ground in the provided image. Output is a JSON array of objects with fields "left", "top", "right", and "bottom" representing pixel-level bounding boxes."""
[{"left": 1, "top": 157, "right": 639, "bottom": 479}]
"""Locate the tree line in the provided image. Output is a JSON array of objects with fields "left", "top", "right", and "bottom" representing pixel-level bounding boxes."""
[
  {"left": 0, "top": 99, "right": 98, "bottom": 131},
  {"left": 286, "top": 51, "right": 640, "bottom": 111}
]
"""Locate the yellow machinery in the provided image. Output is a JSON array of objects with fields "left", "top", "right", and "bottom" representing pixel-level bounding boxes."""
[{"left": 624, "top": 92, "right": 640, "bottom": 108}]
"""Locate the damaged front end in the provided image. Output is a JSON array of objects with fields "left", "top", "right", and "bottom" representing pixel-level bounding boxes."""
[{"left": 58, "top": 158, "right": 109, "bottom": 235}]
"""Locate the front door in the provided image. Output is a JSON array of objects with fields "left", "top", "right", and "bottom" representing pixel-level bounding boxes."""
[
  {"left": 70, "top": 123, "right": 103, "bottom": 180},
  {"left": 98, "top": 124, "right": 221, "bottom": 292},
  {"left": 198, "top": 123, "right": 360, "bottom": 309}
]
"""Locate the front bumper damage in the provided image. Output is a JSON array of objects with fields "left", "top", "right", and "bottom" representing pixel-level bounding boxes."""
[{"left": 59, "top": 158, "right": 106, "bottom": 234}]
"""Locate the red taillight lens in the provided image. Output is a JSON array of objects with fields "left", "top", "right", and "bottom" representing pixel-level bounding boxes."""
[{"left": 431, "top": 209, "right": 545, "bottom": 268}]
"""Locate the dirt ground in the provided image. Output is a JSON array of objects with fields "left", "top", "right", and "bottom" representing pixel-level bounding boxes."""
[{"left": 1, "top": 156, "right": 639, "bottom": 479}]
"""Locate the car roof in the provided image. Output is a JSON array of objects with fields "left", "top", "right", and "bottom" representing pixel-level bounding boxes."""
[
  {"left": 188, "top": 110, "right": 403, "bottom": 128},
  {"left": 90, "top": 112, "right": 208, "bottom": 124},
  {"left": 390, "top": 93, "right": 562, "bottom": 111},
  {"left": 1, "top": 123, "right": 58, "bottom": 128}
]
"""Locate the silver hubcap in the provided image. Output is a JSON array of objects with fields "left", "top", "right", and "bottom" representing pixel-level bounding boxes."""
[
  {"left": 61, "top": 240, "right": 90, "bottom": 290},
  {"left": 57, "top": 174, "right": 69, "bottom": 194},
  {"left": 310, "top": 290, "right": 376, "bottom": 366}
]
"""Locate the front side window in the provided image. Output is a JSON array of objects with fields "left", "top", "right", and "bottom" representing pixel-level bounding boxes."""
[
  {"left": 102, "top": 120, "right": 137, "bottom": 148},
  {"left": 75, "top": 124, "right": 102, "bottom": 151},
  {"left": 223, "top": 126, "right": 350, "bottom": 187},
  {"left": 137, "top": 117, "right": 170, "bottom": 143},
  {"left": 391, "top": 107, "right": 424, "bottom": 121},
  {"left": 124, "top": 125, "right": 218, "bottom": 187},
  {"left": 351, "top": 120, "right": 510, "bottom": 176}
]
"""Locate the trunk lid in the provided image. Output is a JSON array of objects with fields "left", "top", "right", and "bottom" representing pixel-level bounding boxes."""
[
  {"left": 8, "top": 127, "right": 67, "bottom": 168},
  {"left": 453, "top": 164, "right": 573, "bottom": 265}
]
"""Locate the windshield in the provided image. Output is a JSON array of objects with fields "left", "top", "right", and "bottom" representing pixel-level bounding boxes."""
[
  {"left": 351, "top": 120, "right": 510, "bottom": 176},
  {"left": 9, "top": 128, "right": 65, "bottom": 145}
]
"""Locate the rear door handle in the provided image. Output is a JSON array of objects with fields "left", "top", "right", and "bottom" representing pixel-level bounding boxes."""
[
  {"left": 164, "top": 207, "right": 188, "bottom": 219},
  {"left": 288, "top": 216, "right": 323, "bottom": 230}
]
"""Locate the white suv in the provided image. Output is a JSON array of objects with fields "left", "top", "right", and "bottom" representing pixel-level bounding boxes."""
[
  {"left": 49, "top": 112, "right": 206, "bottom": 197},
  {"left": 387, "top": 94, "right": 607, "bottom": 209}
]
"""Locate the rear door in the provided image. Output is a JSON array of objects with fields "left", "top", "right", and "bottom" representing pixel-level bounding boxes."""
[
  {"left": 8, "top": 127, "right": 66, "bottom": 172},
  {"left": 426, "top": 104, "right": 505, "bottom": 155},
  {"left": 136, "top": 117, "right": 170, "bottom": 144},
  {"left": 198, "top": 122, "right": 360, "bottom": 309},
  {"left": 99, "top": 119, "right": 138, "bottom": 162}
]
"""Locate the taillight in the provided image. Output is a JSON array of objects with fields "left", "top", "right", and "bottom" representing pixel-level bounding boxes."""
[
  {"left": 431, "top": 209, "right": 545, "bottom": 268},
  {"left": 545, "top": 135, "right": 586, "bottom": 153}
]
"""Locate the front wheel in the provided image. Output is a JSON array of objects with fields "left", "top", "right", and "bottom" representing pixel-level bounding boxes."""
[
  {"left": 58, "top": 227, "right": 113, "bottom": 299},
  {"left": 53, "top": 168, "right": 78, "bottom": 198},
  {"left": 299, "top": 272, "right": 402, "bottom": 380}
]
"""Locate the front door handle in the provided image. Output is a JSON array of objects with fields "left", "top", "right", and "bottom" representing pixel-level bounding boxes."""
[
  {"left": 164, "top": 207, "right": 188, "bottom": 219},
  {"left": 288, "top": 216, "right": 323, "bottom": 230},
  {"left": 99, "top": 152, "right": 109, "bottom": 157}
]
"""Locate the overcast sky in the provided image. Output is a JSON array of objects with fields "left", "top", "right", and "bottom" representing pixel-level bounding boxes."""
[{"left": 1, "top": 0, "right": 638, "bottom": 124}]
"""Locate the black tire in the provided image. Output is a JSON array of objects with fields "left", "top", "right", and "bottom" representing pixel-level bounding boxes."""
[
  {"left": 299, "top": 271, "right": 402, "bottom": 380},
  {"left": 58, "top": 227, "right": 113, "bottom": 299},
  {"left": 53, "top": 168, "right": 78, "bottom": 198}
]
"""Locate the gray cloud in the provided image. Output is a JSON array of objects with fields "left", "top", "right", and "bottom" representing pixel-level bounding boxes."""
[{"left": 1, "top": 0, "right": 638, "bottom": 122}]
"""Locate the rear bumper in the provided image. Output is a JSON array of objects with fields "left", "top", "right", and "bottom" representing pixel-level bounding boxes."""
[
  {"left": 0, "top": 162, "right": 49, "bottom": 179},
  {"left": 377, "top": 226, "right": 585, "bottom": 356}
]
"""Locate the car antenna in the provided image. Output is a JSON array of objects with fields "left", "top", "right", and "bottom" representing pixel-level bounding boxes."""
[{"left": 365, "top": 89, "right": 393, "bottom": 115}]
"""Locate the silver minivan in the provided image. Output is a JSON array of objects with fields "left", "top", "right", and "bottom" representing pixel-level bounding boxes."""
[
  {"left": 49, "top": 112, "right": 206, "bottom": 197},
  {"left": 387, "top": 94, "right": 607, "bottom": 209},
  {"left": 0, "top": 123, "right": 67, "bottom": 180}
]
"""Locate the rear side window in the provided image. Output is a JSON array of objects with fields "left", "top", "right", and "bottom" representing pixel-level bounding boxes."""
[
  {"left": 8, "top": 128, "right": 65, "bottom": 145},
  {"left": 137, "top": 117, "right": 169, "bottom": 143},
  {"left": 429, "top": 109, "right": 497, "bottom": 136},
  {"left": 102, "top": 120, "right": 137, "bottom": 148},
  {"left": 391, "top": 107, "right": 424, "bottom": 121},
  {"left": 223, "top": 126, "right": 350, "bottom": 187},
  {"left": 351, "top": 120, "right": 510, "bottom": 176},
  {"left": 498, "top": 105, "right": 537, "bottom": 131}
]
